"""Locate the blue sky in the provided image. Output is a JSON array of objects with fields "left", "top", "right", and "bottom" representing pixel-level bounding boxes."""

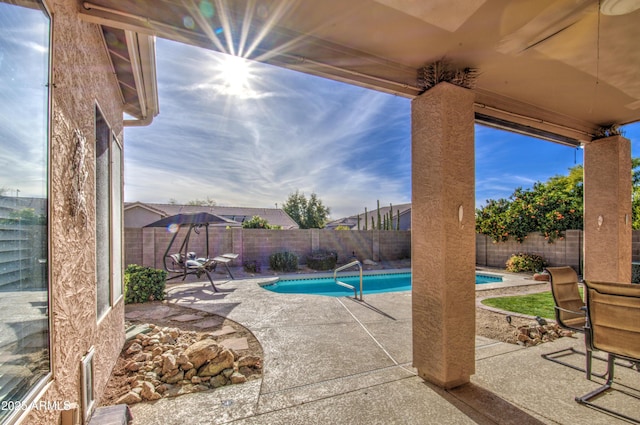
[{"left": 124, "top": 38, "right": 640, "bottom": 219}]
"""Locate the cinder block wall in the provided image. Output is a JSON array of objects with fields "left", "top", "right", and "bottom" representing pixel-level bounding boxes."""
[
  {"left": 125, "top": 228, "right": 640, "bottom": 272},
  {"left": 476, "top": 229, "right": 584, "bottom": 271},
  {"left": 124, "top": 228, "right": 411, "bottom": 269}
]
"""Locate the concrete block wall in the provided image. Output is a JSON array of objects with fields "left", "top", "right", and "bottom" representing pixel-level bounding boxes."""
[
  {"left": 124, "top": 228, "right": 142, "bottom": 267},
  {"left": 125, "top": 228, "right": 640, "bottom": 274},
  {"left": 476, "top": 229, "right": 583, "bottom": 271},
  {"left": 125, "top": 228, "right": 411, "bottom": 270}
]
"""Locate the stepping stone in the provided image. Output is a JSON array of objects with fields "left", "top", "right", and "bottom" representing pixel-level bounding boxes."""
[
  {"left": 192, "top": 318, "right": 224, "bottom": 329},
  {"left": 125, "top": 311, "right": 145, "bottom": 320},
  {"left": 220, "top": 337, "right": 249, "bottom": 351},
  {"left": 170, "top": 314, "right": 203, "bottom": 322},
  {"left": 147, "top": 307, "right": 177, "bottom": 320},
  {"left": 210, "top": 326, "right": 236, "bottom": 336}
]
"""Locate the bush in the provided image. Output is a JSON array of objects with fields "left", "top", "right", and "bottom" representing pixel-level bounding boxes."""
[
  {"left": 306, "top": 250, "right": 338, "bottom": 271},
  {"left": 269, "top": 251, "right": 298, "bottom": 272},
  {"left": 242, "top": 215, "right": 281, "bottom": 229},
  {"left": 124, "top": 264, "right": 167, "bottom": 304},
  {"left": 243, "top": 260, "right": 261, "bottom": 273},
  {"left": 505, "top": 253, "right": 548, "bottom": 273}
]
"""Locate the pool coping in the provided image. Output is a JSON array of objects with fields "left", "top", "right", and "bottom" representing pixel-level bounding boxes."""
[{"left": 265, "top": 268, "right": 544, "bottom": 291}]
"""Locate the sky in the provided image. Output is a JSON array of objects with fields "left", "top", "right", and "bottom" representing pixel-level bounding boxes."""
[{"left": 124, "top": 38, "right": 640, "bottom": 220}]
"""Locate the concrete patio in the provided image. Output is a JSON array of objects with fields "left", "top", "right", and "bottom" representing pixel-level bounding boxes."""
[{"left": 128, "top": 275, "right": 639, "bottom": 424}]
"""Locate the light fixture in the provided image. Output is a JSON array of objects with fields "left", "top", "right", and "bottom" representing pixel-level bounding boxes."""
[{"left": 600, "top": 0, "right": 640, "bottom": 16}]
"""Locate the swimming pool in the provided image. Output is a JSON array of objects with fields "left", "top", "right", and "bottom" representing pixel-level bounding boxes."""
[{"left": 262, "top": 272, "right": 503, "bottom": 297}]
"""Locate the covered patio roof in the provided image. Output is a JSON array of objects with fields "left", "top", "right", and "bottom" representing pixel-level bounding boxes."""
[{"left": 80, "top": 0, "right": 640, "bottom": 143}]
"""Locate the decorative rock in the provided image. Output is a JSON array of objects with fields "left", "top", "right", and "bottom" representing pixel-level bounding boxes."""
[
  {"left": 198, "top": 349, "right": 235, "bottom": 377},
  {"left": 125, "top": 361, "right": 142, "bottom": 372},
  {"left": 176, "top": 353, "right": 190, "bottom": 365},
  {"left": 140, "top": 381, "right": 156, "bottom": 401},
  {"left": 184, "top": 339, "right": 221, "bottom": 369},
  {"left": 230, "top": 372, "right": 247, "bottom": 384},
  {"left": 156, "top": 384, "right": 170, "bottom": 394},
  {"left": 191, "top": 376, "right": 202, "bottom": 384},
  {"left": 210, "top": 375, "right": 227, "bottom": 388},
  {"left": 163, "top": 370, "right": 184, "bottom": 384},
  {"left": 133, "top": 353, "right": 150, "bottom": 363},
  {"left": 185, "top": 368, "right": 197, "bottom": 380},
  {"left": 162, "top": 353, "right": 177, "bottom": 374},
  {"left": 152, "top": 346, "right": 164, "bottom": 357},
  {"left": 222, "top": 368, "right": 234, "bottom": 378},
  {"left": 180, "top": 361, "right": 194, "bottom": 371},
  {"left": 237, "top": 355, "right": 262, "bottom": 369},
  {"left": 116, "top": 391, "right": 142, "bottom": 405},
  {"left": 126, "top": 343, "right": 143, "bottom": 355}
]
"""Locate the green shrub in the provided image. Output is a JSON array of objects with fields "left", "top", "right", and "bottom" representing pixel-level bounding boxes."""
[
  {"left": 243, "top": 260, "right": 261, "bottom": 273},
  {"left": 505, "top": 253, "right": 548, "bottom": 273},
  {"left": 306, "top": 250, "right": 338, "bottom": 271},
  {"left": 269, "top": 251, "right": 298, "bottom": 272},
  {"left": 242, "top": 215, "right": 281, "bottom": 229},
  {"left": 124, "top": 264, "right": 167, "bottom": 304}
]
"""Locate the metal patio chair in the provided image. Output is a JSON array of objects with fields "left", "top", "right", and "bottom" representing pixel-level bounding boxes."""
[
  {"left": 575, "top": 280, "right": 640, "bottom": 423},
  {"left": 541, "top": 266, "right": 607, "bottom": 379}
]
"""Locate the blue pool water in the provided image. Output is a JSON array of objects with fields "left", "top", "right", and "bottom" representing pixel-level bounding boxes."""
[{"left": 262, "top": 272, "right": 503, "bottom": 297}]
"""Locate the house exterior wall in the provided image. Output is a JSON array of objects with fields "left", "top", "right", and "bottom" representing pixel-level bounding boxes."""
[
  {"left": 123, "top": 206, "right": 163, "bottom": 228},
  {"left": 25, "top": 0, "right": 125, "bottom": 422}
]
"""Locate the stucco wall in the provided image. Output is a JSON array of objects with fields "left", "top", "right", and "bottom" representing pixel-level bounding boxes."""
[{"left": 25, "top": 0, "right": 126, "bottom": 422}]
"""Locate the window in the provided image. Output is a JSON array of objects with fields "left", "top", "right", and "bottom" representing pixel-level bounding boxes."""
[
  {"left": 0, "top": 0, "right": 51, "bottom": 421},
  {"left": 95, "top": 108, "right": 123, "bottom": 319}
]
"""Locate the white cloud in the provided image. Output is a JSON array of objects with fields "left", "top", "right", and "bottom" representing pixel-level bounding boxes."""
[{"left": 125, "top": 39, "right": 411, "bottom": 218}]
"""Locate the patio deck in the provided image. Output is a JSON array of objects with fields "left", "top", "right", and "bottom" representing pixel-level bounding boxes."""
[{"left": 128, "top": 273, "right": 639, "bottom": 424}]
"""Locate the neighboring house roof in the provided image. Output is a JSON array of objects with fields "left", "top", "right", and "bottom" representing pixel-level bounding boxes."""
[
  {"left": 326, "top": 203, "right": 412, "bottom": 230},
  {"left": 124, "top": 202, "right": 300, "bottom": 229}
]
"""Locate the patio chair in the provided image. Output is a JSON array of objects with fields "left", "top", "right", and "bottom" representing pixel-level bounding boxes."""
[
  {"left": 541, "top": 267, "right": 606, "bottom": 379},
  {"left": 575, "top": 280, "right": 640, "bottom": 423}
]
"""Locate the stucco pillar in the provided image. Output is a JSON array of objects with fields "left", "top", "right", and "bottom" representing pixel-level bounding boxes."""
[
  {"left": 411, "top": 82, "right": 476, "bottom": 388},
  {"left": 583, "top": 135, "right": 632, "bottom": 282}
]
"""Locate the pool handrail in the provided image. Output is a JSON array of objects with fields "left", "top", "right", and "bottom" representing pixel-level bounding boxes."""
[{"left": 333, "top": 260, "right": 363, "bottom": 301}]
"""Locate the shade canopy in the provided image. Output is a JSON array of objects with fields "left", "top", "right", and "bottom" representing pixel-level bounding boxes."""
[{"left": 145, "top": 212, "right": 233, "bottom": 228}]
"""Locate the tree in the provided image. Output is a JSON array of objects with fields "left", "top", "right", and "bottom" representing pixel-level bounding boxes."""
[
  {"left": 282, "top": 190, "right": 330, "bottom": 229},
  {"left": 476, "top": 164, "right": 584, "bottom": 243},
  {"left": 475, "top": 160, "right": 640, "bottom": 242}
]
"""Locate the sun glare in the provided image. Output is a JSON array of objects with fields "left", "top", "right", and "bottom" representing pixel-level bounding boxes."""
[{"left": 218, "top": 54, "right": 252, "bottom": 97}]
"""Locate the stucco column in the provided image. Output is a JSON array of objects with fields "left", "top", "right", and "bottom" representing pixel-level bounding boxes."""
[
  {"left": 411, "top": 82, "right": 476, "bottom": 388},
  {"left": 583, "top": 135, "right": 632, "bottom": 282}
]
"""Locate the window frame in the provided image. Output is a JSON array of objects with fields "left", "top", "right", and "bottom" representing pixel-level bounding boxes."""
[
  {"left": 95, "top": 104, "right": 124, "bottom": 323},
  {"left": 0, "top": 0, "right": 53, "bottom": 423}
]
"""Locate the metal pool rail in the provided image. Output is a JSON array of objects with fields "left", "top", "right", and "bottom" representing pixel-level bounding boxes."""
[{"left": 333, "top": 260, "right": 364, "bottom": 301}]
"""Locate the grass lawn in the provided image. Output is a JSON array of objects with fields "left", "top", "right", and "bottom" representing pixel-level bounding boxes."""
[{"left": 482, "top": 288, "right": 584, "bottom": 319}]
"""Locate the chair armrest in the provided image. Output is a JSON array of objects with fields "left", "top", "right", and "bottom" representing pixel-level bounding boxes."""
[{"left": 555, "top": 306, "right": 585, "bottom": 316}]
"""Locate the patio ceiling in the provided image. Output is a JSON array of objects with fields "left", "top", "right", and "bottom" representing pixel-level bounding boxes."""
[{"left": 78, "top": 0, "right": 640, "bottom": 144}]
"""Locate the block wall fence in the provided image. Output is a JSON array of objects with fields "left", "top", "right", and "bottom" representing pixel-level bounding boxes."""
[{"left": 124, "top": 228, "right": 640, "bottom": 272}]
